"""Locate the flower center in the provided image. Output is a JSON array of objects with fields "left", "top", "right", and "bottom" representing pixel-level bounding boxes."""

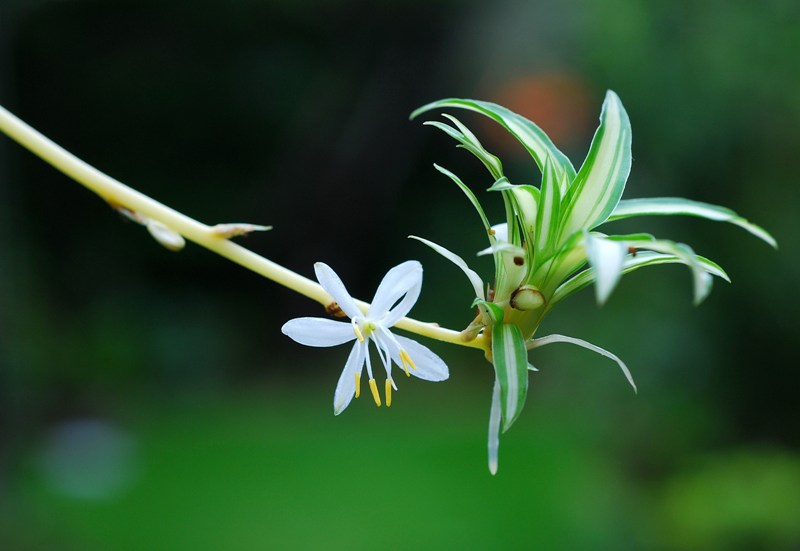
[{"left": 352, "top": 319, "right": 378, "bottom": 342}]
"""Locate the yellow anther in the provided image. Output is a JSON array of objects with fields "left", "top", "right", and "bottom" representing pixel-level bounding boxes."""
[
  {"left": 354, "top": 372, "right": 361, "bottom": 399},
  {"left": 368, "top": 378, "right": 381, "bottom": 407},
  {"left": 400, "top": 349, "right": 417, "bottom": 376},
  {"left": 353, "top": 323, "right": 365, "bottom": 343},
  {"left": 385, "top": 379, "right": 392, "bottom": 408}
]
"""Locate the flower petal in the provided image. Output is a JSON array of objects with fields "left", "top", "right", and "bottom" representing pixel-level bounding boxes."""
[
  {"left": 383, "top": 280, "right": 422, "bottom": 327},
  {"left": 389, "top": 334, "right": 449, "bottom": 381},
  {"left": 314, "top": 262, "right": 361, "bottom": 319},
  {"left": 333, "top": 342, "right": 367, "bottom": 415},
  {"left": 370, "top": 260, "right": 423, "bottom": 321},
  {"left": 281, "top": 317, "right": 355, "bottom": 347}
]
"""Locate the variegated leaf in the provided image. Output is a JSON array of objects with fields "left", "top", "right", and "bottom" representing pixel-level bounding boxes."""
[
  {"left": 534, "top": 155, "right": 562, "bottom": 259},
  {"left": 491, "top": 322, "right": 529, "bottom": 431},
  {"left": 550, "top": 251, "right": 729, "bottom": 306},
  {"left": 433, "top": 164, "right": 492, "bottom": 233},
  {"left": 409, "top": 236, "right": 485, "bottom": 300},
  {"left": 607, "top": 197, "right": 777, "bottom": 248},
  {"left": 559, "top": 91, "right": 632, "bottom": 242},
  {"left": 412, "top": 98, "right": 576, "bottom": 183},
  {"left": 529, "top": 334, "right": 636, "bottom": 392}
]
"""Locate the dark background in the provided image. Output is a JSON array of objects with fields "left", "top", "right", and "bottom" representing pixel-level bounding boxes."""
[{"left": 1, "top": 1, "right": 798, "bottom": 549}]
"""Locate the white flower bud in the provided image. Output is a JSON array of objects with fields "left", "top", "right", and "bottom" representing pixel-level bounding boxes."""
[{"left": 146, "top": 220, "right": 185, "bottom": 252}]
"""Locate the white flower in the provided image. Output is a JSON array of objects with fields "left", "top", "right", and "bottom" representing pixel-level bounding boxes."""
[{"left": 281, "top": 261, "right": 449, "bottom": 414}]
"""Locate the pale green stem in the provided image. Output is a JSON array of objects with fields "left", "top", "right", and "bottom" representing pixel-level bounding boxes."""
[{"left": 0, "top": 104, "right": 486, "bottom": 351}]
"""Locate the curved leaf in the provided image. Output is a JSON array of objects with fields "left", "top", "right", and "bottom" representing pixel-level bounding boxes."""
[
  {"left": 432, "top": 164, "right": 492, "bottom": 233},
  {"left": 607, "top": 197, "right": 777, "bottom": 249},
  {"left": 412, "top": 98, "right": 576, "bottom": 182},
  {"left": 409, "top": 235, "right": 485, "bottom": 300},
  {"left": 529, "top": 333, "right": 636, "bottom": 392},
  {"left": 423, "top": 118, "right": 504, "bottom": 179},
  {"left": 551, "top": 251, "right": 729, "bottom": 306}
]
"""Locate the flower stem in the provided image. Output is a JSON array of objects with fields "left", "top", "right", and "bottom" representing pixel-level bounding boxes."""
[{"left": 0, "top": 104, "right": 485, "bottom": 351}]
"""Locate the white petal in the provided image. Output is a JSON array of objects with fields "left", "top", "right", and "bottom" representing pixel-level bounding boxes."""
[
  {"left": 372, "top": 332, "right": 394, "bottom": 379},
  {"left": 488, "top": 378, "right": 501, "bottom": 475},
  {"left": 389, "top": 334, "right": 449, "bottom": 382},
  {"left": 281, "top": 318, "right": 355, "bottom": 347},
  {"left": 314, "top": 263, "right": 361, "bottom": 319},
  {"left": 491, "top": 222, "right": 508, "bottom": 242},
  {"left": 584, "top": 232, "right": 627, "bottom": 305},
  {"left": 333, "top": 342, "right": 367, "bottom": 415},
  {"left": 383, "top": 279, "right": 421, "bottom": 327},
  {"left": 369, "top": 260, "right": 422, "bottom": 321}
]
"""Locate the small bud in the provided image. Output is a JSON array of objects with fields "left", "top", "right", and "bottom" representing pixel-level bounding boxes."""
[
  {"left": 211, "top": 223, "right": 272, "bottom": 239},
  {"left": 460, "top": 320, "right": 485, "bottom": 342},
  {"left": 510, "top": 285, "right": 545, "bottom": 311},
  {"left": 112, "top": 204, "right": 145, "bottom": 224},
  {"left": 325, "top": 301, "right": 346, "bottom": 318},
  {"left": 146, "top": 220, "right": 185, "bottom": 252}
]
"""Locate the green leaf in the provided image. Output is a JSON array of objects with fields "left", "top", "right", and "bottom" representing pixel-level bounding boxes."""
[
  {"left": 409, "top": 236, "right": 485, "bottom": 300},
  {"left": 607, "top": 197, "right": 778, "bottom": 249},
  {"left": 559, "top": 91, "right": 632, "bottom": 242},
  {"left": 530, "top": 231, "right": 587, "bottom": 296},
  {"left": 491, "top": 322, "right": 529, "bottom": 431},
  {"left": 411, "top": 98, "right": 576, "bottom": 183},
  {"left": 534, "top": 156, "right": 562, "bottom": 259},
  {"left": 486, "top": 176, "right": 513, "bottom": 191},
  {"left": 529, "top": 334, "right": 636, "bottom": 392},
  {"left": 423, "top": 118, "right": 504, "bottom": 179},
  {"left": 550, "top": 251, "right": 729, "bottom": 306},
  {"left": 432, "top": 164, "right": 492, "bottom": 233},
  {"left": 473, "top": 300, "right": 504, "bottom": 323}
]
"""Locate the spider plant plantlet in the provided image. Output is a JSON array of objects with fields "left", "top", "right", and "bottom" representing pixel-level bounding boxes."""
[{"left": 410, "top": 90, "right": 776, "bottom": 473}]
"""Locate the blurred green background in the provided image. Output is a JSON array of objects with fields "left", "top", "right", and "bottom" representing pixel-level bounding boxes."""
[{"left": 1, "top": 1, "right": 798, "bottom": 549}]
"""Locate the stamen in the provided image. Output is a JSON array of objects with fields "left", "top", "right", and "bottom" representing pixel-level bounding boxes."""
[
  {"left": 354, "top": 372, "right": 361, "bottom": 399},
  {"left": 352, "top": 322, "right": 365, "bottom": 343},
  {"left": 385, "top": 379, "right": 392, "bottom": 407},
  {"left": 368, "top": 378, "right": 382, "bottom": 407},
  {"left": 400, "top": 349, "right": 417, "bottom": 375}
]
